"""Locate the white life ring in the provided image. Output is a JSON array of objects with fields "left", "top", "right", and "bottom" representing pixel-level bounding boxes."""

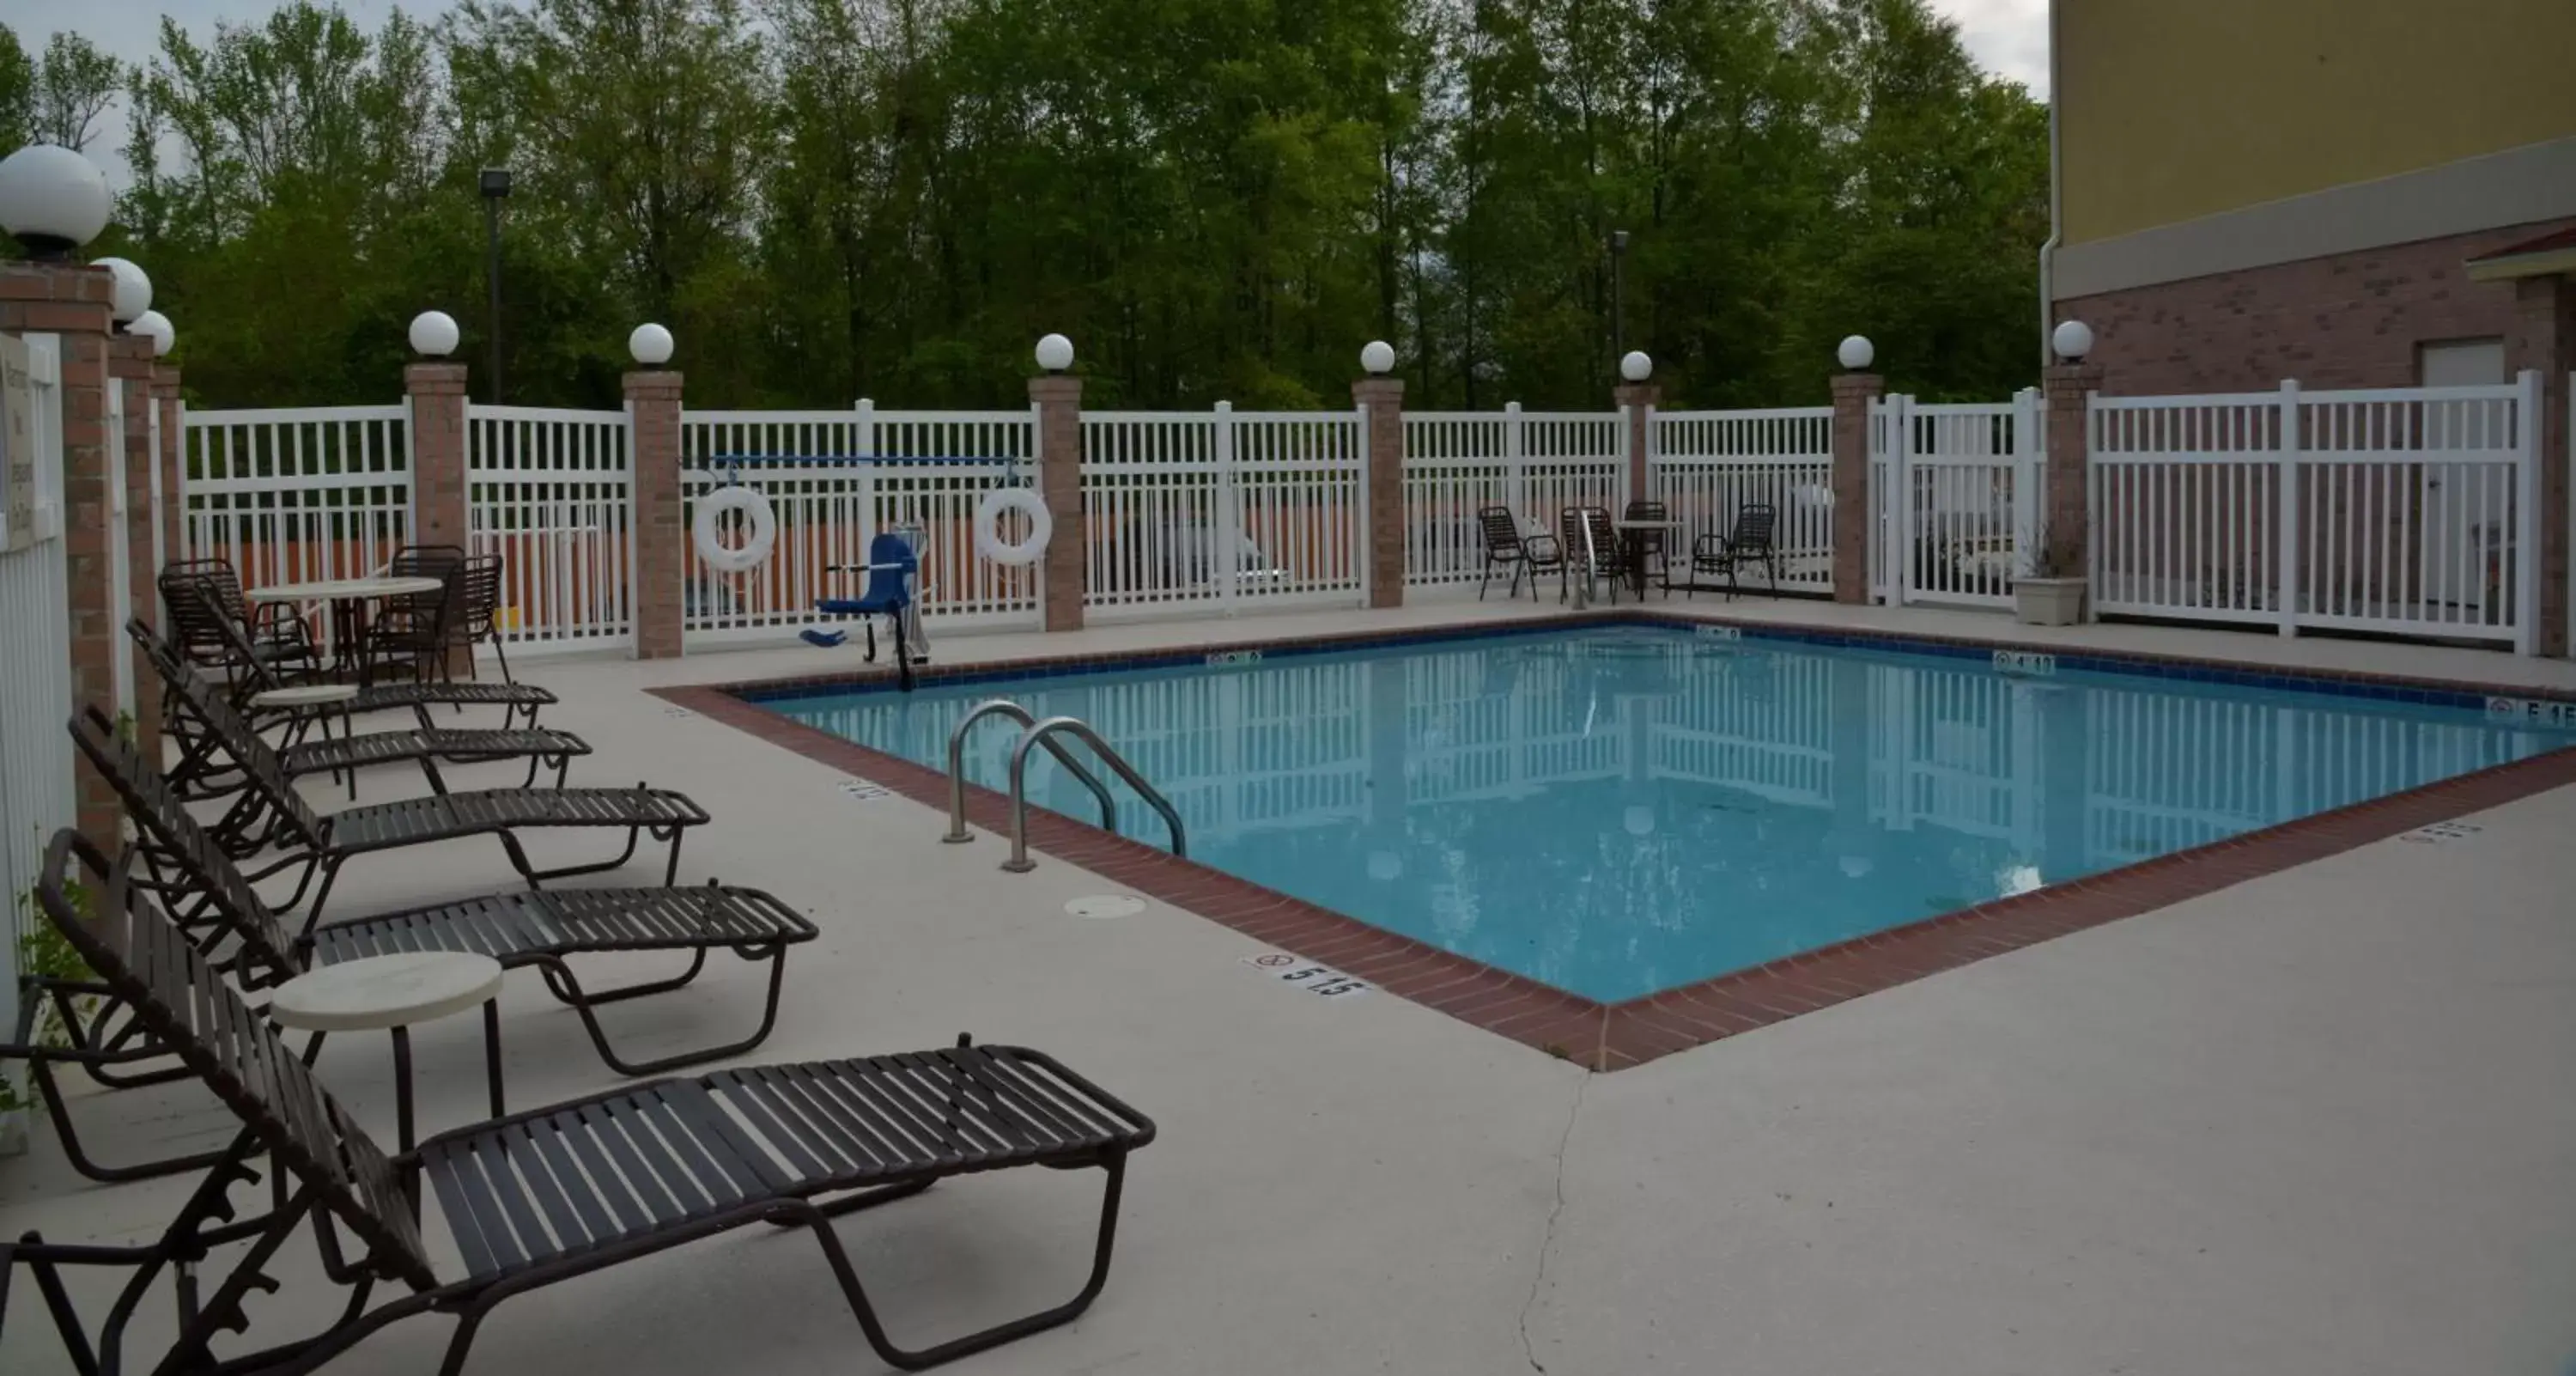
[
  {"left": 975, "top": 487, "right": 1053, "bottom": 567},
  {"left": 694, "top": 484, "right": 776, "bottom": 573}
]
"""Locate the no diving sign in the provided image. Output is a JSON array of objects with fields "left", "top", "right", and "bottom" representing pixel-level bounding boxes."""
[{"left": 1242, "top": 953, "right": 1372, "bottom": 1000}]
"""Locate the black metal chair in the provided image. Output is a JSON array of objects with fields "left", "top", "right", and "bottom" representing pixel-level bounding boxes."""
[
  {"left": 156, "top": 558, "right": 319, "bottom": 684},
  {"left": 1558, "top": 506, "right": 1621, "bottom": 603},
  {"left": 1688, "top": 503, "right": 1782, "bottom": 600},
  {"left": 366, "top": 544, "right": 469, "bottom": 685},
  {"left": 1477, "top": 506, "right": 1562, "bottom": 600},
  {"left": 10, "top": 827, "right": 1155, "bottom": 1376}
]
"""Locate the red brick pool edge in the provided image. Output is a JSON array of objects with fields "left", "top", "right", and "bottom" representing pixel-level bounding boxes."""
[{"left": 653, "top": 650, "right": 2576, "bottom": 1073}]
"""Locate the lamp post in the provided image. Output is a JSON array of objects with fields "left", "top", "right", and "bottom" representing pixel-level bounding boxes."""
[
  {"left": 1608, "top": 228, "right": 1631, "bottom": 376},
  {"left": 480, "top": 167, "right": 512, "bottom": 402}
]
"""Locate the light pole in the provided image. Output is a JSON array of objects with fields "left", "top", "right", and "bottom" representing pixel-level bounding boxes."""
[
  {"left": 480, "top": 167, "right": 512, "bottom": 402},
  {"left": 1609, "top": 229, "right": 1630, "bottom": 377}
]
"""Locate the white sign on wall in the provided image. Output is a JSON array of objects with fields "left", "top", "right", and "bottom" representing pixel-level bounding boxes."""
[{"left": 1, "top": 333, "right": 32, "bottom": 553}]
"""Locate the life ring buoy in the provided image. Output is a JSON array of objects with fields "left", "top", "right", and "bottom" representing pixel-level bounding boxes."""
[
  {"left": 694, "top": 484, "right": 776, "bottom": 573},
  {"left": 975, "top": 487, "right": 1053, "bottom": 567}
]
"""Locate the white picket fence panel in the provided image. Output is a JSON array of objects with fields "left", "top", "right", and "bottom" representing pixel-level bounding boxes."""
[
  {"left": 1649, "top": 407, "right": 1836, "bottom": 594},
  {"left": 0, "top": 335, "right": 74, "bottom": 1109},
  {"left": 1400, "top": 407, "right": 1625, "bottom": 586},
  {"left": 1869, "top": 392, "right": 2043, "bottom": 609},
  {"left": 180, "top": 405, "right": 415, "bottom": 634},
  {"left": 1081, "top": 406, "right": 1364, "bottom": 618},
  {"left": 2090, "top": 374, "right": 2539, "bottom": 652},
  {"left": 680, "top": 405, "right": 1040, "bottom": 647},
  {"left": 466, "top": 405, "right": 635, "bottom": 656}
]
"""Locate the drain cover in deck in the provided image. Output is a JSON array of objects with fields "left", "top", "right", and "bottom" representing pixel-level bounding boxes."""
[{"left": 1066, "top": 895, "right": 1145, "bottom": 920}]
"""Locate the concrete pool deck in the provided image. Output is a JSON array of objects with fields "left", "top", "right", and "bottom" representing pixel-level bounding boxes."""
[{"left": 4, "top": 592, "right": 2573, "bottom": 1375}]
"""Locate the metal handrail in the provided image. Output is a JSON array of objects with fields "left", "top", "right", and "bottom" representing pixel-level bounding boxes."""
[
  {"left": 943, "top": 699, "right": 1117, "bottom": 843},
  {"left": 1002, "top": 716, "right": 1186, "bottom": 874}
]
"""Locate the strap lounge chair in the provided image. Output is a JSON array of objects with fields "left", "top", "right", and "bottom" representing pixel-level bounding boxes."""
[
  {"left": 7, "top": 829, "right": 1155, "bottom": 1376},
  {"left": 157, "top": 557, "right": 321, "bottom": 679},
  {"left": 1476, "top": 506, "right": 1563, "bottom": 600},
  {"left": 187, "top": 581, "right": 558, "bottom": 729},
  {"left": 13, "top": 713, "right": 817, "bottom": 1185},
  {"left": 133, "top": 621, "right": 589, "bottom": 801},
  {"left": 135, "top": 661, "right": 708, "bottom": 928}
]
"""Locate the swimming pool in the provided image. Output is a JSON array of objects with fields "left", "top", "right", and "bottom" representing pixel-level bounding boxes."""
[{"left": 754, "top": 624, "right": 2573, "bottom": 1003}]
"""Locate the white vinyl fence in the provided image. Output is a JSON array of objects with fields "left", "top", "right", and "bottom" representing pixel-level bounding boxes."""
[
  {"left": 1869, "top": 391, "right": 2043, "bottom": 608},
  {"left": 679, "top": 405, "right": 1040, "bottom": 647},
  {"left": 1400, "top": 407, "right": 1625, "bottom": 588},
  {"left": 2089, "top": 374, "right": 2541, "bottom": 652},
  {"left": 179, "top": 404, "right": 415, "bottom": 609},
  {"left": 1082, "top": 405, "right": 1364, "bottom": 618},
  {"left": 0, "top": 335, "right": 74, "bottom": 1116},
  {"left": 1651, "top": 407, "right": 1836, "bottom": 594},
  {"left": 466, "top": 405, "right": 635, "bottom": 656}
]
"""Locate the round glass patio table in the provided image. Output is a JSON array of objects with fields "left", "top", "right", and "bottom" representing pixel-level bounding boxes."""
[{"left": 246, "top": 575, "right": 444, "bottom": 687}]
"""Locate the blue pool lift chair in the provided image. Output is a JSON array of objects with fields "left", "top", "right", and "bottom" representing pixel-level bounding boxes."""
[{"left": 819, "top": 532, "right": 920, "bottom": 691}]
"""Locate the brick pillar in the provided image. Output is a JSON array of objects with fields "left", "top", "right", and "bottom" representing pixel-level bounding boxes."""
[
  {"left": 1829, "top": 370, "right": 1880, "bottom": 604},
  {"left": 2508, "top": 275, "right": 2575, "bottom": 656},
  {"left": 1614, "top": 381, "right": 1658, "bottom": 506},
  {"left": 2042, "top": 362, "right": 2103, "bottom": 586},
  {"left": 1353, "top": 376, "right": 1405, "bottom": 608},
  {"left": 627, "top": 369, "right": 686, "bottom": 659},
  {"left": 404, "top": 362, "right": 470, "bottom": 549},
  {"left": 1030, "top": 374, "right": 1085, "bottom": 631},
  {"left": 0, "top": 261, "right": 121, "bottom": 852},
  {"left": 108, "top": 333, "right": 161, "bottom": 763},
  {"left": 155, "top": 365, "right": 183, "bottom": 583}
]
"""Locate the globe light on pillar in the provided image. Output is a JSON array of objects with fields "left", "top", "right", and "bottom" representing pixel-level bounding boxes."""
[
  {"left": 1360, "top": 340, "right": 1396, "bottom": 375},
  {"left": 89, "top": 257, "right": 152, "bottom": 327},
  {"left": 0, "top": 143, "right": 114, "bottom": 259},
  {"left": 1035, "top": 332, "right": 1075, "bottom": 373},
  {"left": 1836, "top": 335, "right": 1874, "bottom": 371},
  {"left": 1619, "top": 350, "right": 1652, "bottom": 383},
  {"left": 629, "top": 323, "right": 675, "bottom": 367},
  {"left": 133, "top": 310, "right": 175, "bottom": 357},
  {"left": 408, "top": 310, "right": 462, "bottom": 358},
  {"left": 2050, "top": 320, "right": 2094, "bottom": 363}
]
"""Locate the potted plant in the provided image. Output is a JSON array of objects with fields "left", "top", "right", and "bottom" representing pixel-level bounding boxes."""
[{"left": 2013, "top": 520, "right": 2087, "bottom": 626}]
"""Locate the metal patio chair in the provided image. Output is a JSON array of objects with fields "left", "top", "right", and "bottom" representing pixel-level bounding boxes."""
[{"left": 1476, "top": 506, "right": 1562, "bottom": 600}]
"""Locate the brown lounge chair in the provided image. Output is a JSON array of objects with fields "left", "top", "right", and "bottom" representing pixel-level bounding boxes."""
[{"left": 6, "top": 829, "right": 1156, "bottom": 1376}]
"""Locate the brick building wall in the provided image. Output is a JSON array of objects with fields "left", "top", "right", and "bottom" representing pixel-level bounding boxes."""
[{"left": 2056, "top": 216, "right": 2576, "bottom": 394}]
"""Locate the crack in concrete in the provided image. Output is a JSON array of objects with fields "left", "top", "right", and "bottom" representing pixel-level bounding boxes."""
[{"left": 1517, "top": 1069, "right": 1590, "bottom": 1373}]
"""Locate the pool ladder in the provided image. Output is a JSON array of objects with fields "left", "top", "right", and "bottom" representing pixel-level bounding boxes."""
[{"left": 943, "top": 699, "right": 1188, "bottom": 873}]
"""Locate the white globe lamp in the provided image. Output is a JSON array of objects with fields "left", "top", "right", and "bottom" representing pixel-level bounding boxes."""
[
  {"left": 629, "top": 323, "right": 675, "bottom": 367},
  {"left": 89, "top": 257, "right": 152, "bottom": 326},
  {"left": 1034, "top": 332, "right": 1075, "bottom": 373},
  {"left": 132, "top": 310, "right": 174, "bottom": 357},
  {"left": 1360, "top": 340, "right": 1395, "bottom": 375},
  {"left": 1619, "top": 350, "right": 1652, "bottom": 382},
  {"left": 0, "top": 144, "right": 113, "bottom": 259},
  {"left": 408, "top": 310, "right": 461, "bottom": 358},
  {"left": 1836, "top": 335, "right": 1874, "bottom": 371},
  {"left": 2051, "top": 320, "right": 2094, "bottom": 362}
]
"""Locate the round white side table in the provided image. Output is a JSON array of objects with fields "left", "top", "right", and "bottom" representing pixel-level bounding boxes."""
[{"left": 270, "top": 951, "right": 506, "bottom": 1151}]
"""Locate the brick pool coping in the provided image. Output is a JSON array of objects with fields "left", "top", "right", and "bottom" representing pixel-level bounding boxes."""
[{"left": 653, "top": 610, "right": 2576, "bottom": 1072}]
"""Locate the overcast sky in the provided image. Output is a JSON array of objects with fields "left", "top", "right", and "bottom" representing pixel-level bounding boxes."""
[{"left": 3, "top": 0, "right": 2050, "bottom": 172}]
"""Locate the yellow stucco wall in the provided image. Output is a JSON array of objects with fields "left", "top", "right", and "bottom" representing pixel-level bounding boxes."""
[{"left": 2058, "top": 0, "right": 2576, "bottom": 245}]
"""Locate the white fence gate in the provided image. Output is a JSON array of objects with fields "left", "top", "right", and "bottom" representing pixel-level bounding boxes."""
[
  {"left": 2090, "top": 374, "right": 2540, "bottom": 653},
  {"left": 1650, "top": 407, "right": 1837, "bottom": 595},
  {"left": 1400, "top": 407, "right": 1625, "bottom": 587},
  {"left": 1082, "top": 405, "right": 1364, "bottom": 618},
  {"left": 0, "top": 334, "right": 75, "bottom": 1113},
  {"left": 679, "top": 405, "right": 1042, "bottom": 647},
  {"left": 1869, "top": 391, "right": 2043, "bottom": 608},
  {"left": 466, "top": 405, "right": 635, "bottom": 656}
]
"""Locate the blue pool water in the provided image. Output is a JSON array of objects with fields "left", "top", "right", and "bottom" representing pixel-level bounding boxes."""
[{"left": 762, "top": 626, "right": 2571, "bottom": 1002}]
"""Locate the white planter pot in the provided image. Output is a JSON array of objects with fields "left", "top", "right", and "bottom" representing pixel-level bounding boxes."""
[{"left": 2014, "top": 576, "right": 2087, "bottom": 627}]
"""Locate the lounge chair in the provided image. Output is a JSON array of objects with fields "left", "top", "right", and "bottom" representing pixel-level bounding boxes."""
[
  {"left": 157, "top": 557, "right": 322, "bottom": 679},
  {"left": 11, "top": 713, "right": 816, "bottom": 1184},
  {"left": 8, "top": 829, "right": 1154, "bottom": 1376},
  {"left": 135, "top": 659, "right": 708, "bottom": 928},
  {"left": 132, "top": 620, "right": 589, "bottom": 801},
  {"left": 1686, "top": 503, "right": 1781, "bottom": 600},
  {"left": 1476, "top": 506, "right": 1562, "bottom": 600},
  {"left": 187, "top": 579, "right": 557, "bottom": 729}
]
